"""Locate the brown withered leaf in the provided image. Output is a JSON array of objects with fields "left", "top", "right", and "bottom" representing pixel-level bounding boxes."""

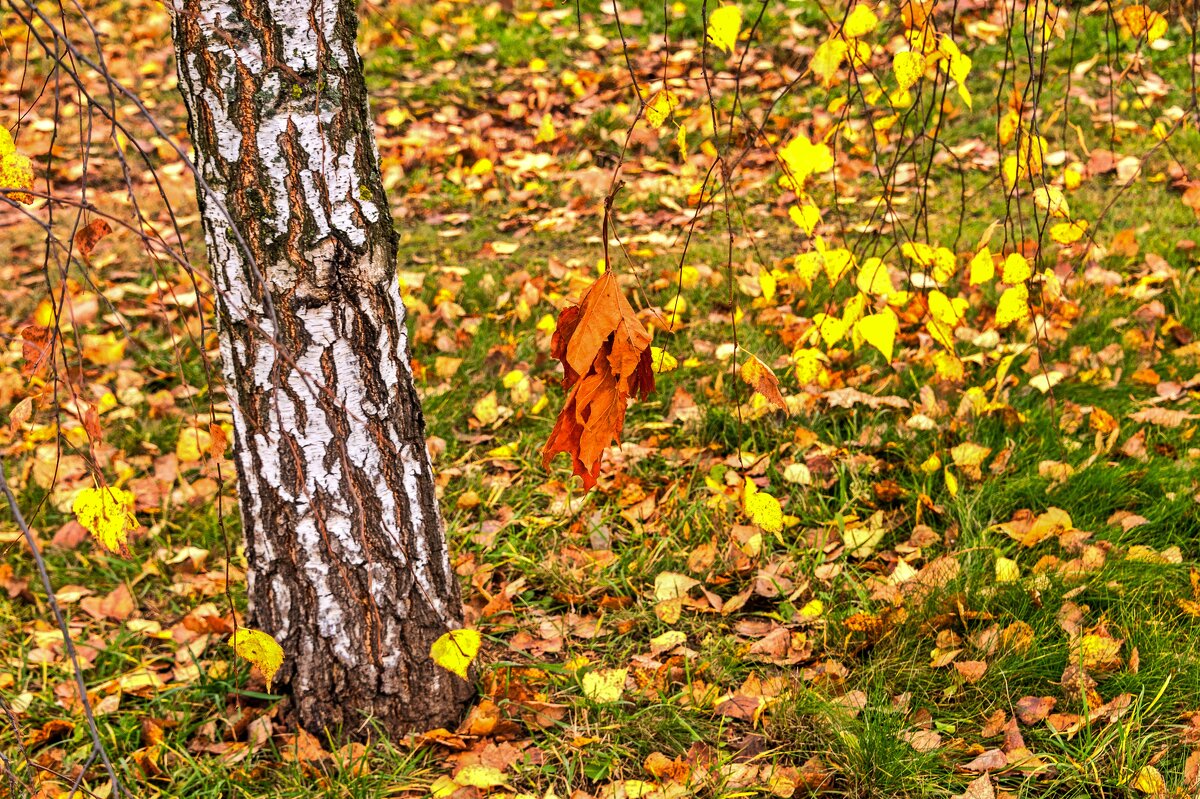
[
  {"left": 1014, "top": 695, "right": 1056, "bottom": 725},
  {"left": 962, "top": 748, "right": 1007, "bottom": 773},
  {"left": 953, "top": 775, "right": 995, "bottom": 799},
  {"left": 1129, "top": 407, "right": 1199, "bottom": 428},
  {"left": 542, "top": 271, "right": 654, "bottom": 487},
  {"left": 74, "top": 218, "right": 113, "bottom": 256},
  {"left": 21, "top": 325, "right": 53, "bottom": 377},
  {"left": 955, "top": 660, "right": 988, "bottom": 683}
]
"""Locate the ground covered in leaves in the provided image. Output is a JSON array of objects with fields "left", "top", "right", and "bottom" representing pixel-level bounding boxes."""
[{"left": 2, "top": 0, "right": 1200, "bottom": 797}]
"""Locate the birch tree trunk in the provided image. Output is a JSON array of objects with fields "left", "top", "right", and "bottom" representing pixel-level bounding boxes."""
[{"left": 168, "top": 0, "right": 472, "bottom": 737}]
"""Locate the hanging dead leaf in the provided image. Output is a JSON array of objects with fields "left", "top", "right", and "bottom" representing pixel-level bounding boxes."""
[
  {"left": 542, "top": 271, "right": 655, "bottom": 487},
  {"left": 739, "top": 353, "right": 788, "bottom": 412},
  {"left": 74, "top": 219, "right": 113, "bottom": 257}
]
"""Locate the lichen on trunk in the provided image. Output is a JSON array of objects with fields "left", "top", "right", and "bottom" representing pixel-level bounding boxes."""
[{"left": 168, "top": 0, "right": 472, "bottom": 737}]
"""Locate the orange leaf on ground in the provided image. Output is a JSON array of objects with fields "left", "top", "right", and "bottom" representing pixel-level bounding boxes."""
[{"left": 542, "top": 271, "right": 654, "bottom": 487}]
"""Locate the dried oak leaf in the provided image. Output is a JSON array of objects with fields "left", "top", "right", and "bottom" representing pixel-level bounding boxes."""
[{"left": 542, "top": 272, "right": 654, "bottom": 488}]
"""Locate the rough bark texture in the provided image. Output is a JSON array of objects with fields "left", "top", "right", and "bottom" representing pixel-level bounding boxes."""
[{"left": 169, "top": 0, "right": 472, "bottom": 737}]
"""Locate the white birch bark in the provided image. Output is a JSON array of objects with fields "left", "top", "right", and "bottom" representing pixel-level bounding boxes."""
[{"left": 169, "top": 0, "right": 471, "bottom": 736}]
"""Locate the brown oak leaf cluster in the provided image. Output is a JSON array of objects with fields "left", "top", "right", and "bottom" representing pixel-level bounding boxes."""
[{"left": 541, "top": 271, "right": 654, "bottom": 487}]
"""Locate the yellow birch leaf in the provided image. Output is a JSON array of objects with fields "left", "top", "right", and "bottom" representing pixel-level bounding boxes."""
[
  {"left": 799, "top": 599, "right": 824, "bottom": 618},
  {"left": 855, "top": 309, "right": 899, "bottom": 362},
  {"left": 431, "top": 628, "right": 482, "bottom": 681},
  {"left": 758, "top": 268, "right": 777, "bottom": 301},
  {"left": 430, "top": 776, "right": 459, "bottom": 798},
  {"left": 743, "top": 480, "right": 783, "bottom": 534},
  {"left": 1121, "top": 5, "right": 1168, "bottom": 40},
  {"left": 1001, "top": 252, "right": 1032, "bottom": 283},
  {"left": 811, "top": 37, "right": 849, "bottom": 86},
  {"left": 1033, "top": 186, "right": 1069, "bottom": 218},
  {"left": 0, "top": 126, "right": 35, "bottom": 205},
  {"left": 1132, "top": 765, "right": 1166, "bottom": 795},
  {"left": 645, "top": 90, "right": 679, "bottom": 129},
  {"left": 794, "top": 251, "right": 823, "bottom": 284},
  {"left": 229, "top": 628, "right": 284, "bottom": 690},
  {"left": 930, "top": 246, "right": 957, "bottom": 282},
  {"left": 812, "top": 313, "right": 847, "bottom": 347},
  {"left": 843, "top": 4, "right": 879, "bottom": 38},
  {"left": 779, "top": 134, "right": 833, "bottom": 187},
  {"left": 473, "top": 392, "right": 500, "bottom": 424},
  {"left": 1050, "top": 219, "right": 1088, "bottom": 244},
  {"left": 944, "top": 466, "right": 959, "bottom": 497},
  {"left": 791, "top": 348, "right": 826, "bottom": 384},
  {"left": 998, "top": 110, "right": 1020, "bottom": 146},
  {"left": 822, "top": 248, "right": 855, "bottom": 284},
  {"left": 843, "top": 516, "right": 886, "bottom": 558},
  {"left": 707, "top": 5, "right": 742, "bottom": 54},
  {"left": 995, "top": 284, "right": 1030, "bottom": 327},
  {"left": 928, "top": 290, "right": 964, "bottom": 326},
  {"left": 1016, "top": 132, "right": 1047, "bottom": 176},
  {"left": 650, "top": 347, "right": 678, "bottom": 373},
  {"left": 455, "top": 765, "right": 510, "bottom": 790},
  {"left": 1002, "top": 155, "right": 1019, "bottom": 189},
  {"left": 72, "top": 486, "right": 137, "bottom": 554},
  {"left": 856, "top": 257, "right": 895, "bottom": 296},
  {"left": 1064, "top": 162, "right": 1083, "bottom": 189},
  {"left": 535, "top": 114, "right": 556, "bottom": 144},
  {"left": 676, "top": 123, "right": 687, "bottom": 158},
  {"left": 842, "top": 291, "right": 867, "bottom": 328},
  {"left": 969, "top": 246, "right": 995, "bottom": 285},
  {"left": 995, "top": 556, "right": 1020, "bottom": 583},
  {"left": 926, "top": 319, "right": 956, "bottom": 352},
  {"left": 679, "top": 265, "right": 700, "bottom": 290},
  {"left": 788, "top": 203, "right": 821, "bottom": 235},
  {"left": 892, "top": 50, "right": 926, "bottom": 91},
  {"left": 176, "top": 425, "right": 213, "bottom": 463},
  {"left": 81, "top": 332, "right": 127, "bottom": 365},
  {"left": 582, "top": 668, "right": 627, "bottom": 703},
  {"left": 933, "top": 351, "right": 964, "bottom": 381},
  {"left": 946, "top": 50, "right": 972, "bottom": 108}
]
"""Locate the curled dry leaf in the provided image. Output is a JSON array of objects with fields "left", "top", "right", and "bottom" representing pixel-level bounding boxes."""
[
  {"left": 542, "top": 271, "right": 654, "bottom": 487},
  {"left": 74, "top": 218, "right": 113, "bottom": 257},
  {"left": 739, "top": 353, "right": 789, "bottom": 412}
]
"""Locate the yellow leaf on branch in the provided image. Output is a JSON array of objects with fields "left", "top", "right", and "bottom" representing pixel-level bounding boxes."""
[
  {"left": 431, "top": 628, "right": 482, "bottom": 681},
  {"left": 229, "top": 628, "right": 284, "bottom": 690},
  {"left": 855, "top": 309, "right": 899, "bottom": 362},
  {"left": 969, "top": 246, "right": 995, "bottom": 286},
  {"left": 995, "top": 284, "right": 1031, "bottom": 328},
  {"left": 72, "top": 486, "right": 137, "bottom": 554},
  {"left": 707, "top": 5, "right": 742, "bottom": 54},
  {"left": 843, "top": 4, "right": 878, "bottom": 38},
  {"left": 0, "top": 126, "right": 35, "bottom": 205},
  {"left": 1001, "top": 252, "right": 1032, "bottom": 284},
  {"left": 1050, "top": 219, "right": 1088, "bottom": 244},
  {"left": 743, "top": 480, "right": 783, "bottom": 534},
  {"left": 644, "top": 90, "right": 679, "bottom": 129},
  {"left": 811, "top": 37, "right": 849, "bottom": 87},
  {"left": 892, "top": 51, "right": 926, "bottom": 92},
  {"left": 856, "top": 257, "right": 895, "bottom": 296}
]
